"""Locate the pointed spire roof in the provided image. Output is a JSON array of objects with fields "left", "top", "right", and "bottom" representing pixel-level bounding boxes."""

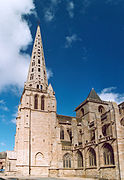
[
  {"left": 25, "top": 25, "right": 48, "bottom": 91},
  {"left": 75, "top": 88, "right": 102, "bottom": 111},
  {"left": 87, "top": 88, "right": 102, "bottom": 101}
]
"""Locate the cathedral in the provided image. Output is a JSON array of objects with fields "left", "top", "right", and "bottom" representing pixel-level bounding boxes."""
[{"left": 1, "top": 25, "right": 124, "bottom": 180}]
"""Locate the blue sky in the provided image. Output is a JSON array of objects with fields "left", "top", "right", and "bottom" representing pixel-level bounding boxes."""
[{"left": 0, "top": 0, "right": 124, "bottom": 151}]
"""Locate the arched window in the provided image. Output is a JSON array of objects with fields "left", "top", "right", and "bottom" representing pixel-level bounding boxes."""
[
  {"left": 81, "top": 108, "right": 84, "bottom": 116},
  {"left": 60, "top": 127, "right": 64, "bottom": 139},
  {"left": 34, "top": 94, "right": 38, "bottom": 109},
  {"left": 90, "top": 130, "right": 95, "bottom": 141},
  {"left": 77, "top": 151, "right": 83, "bottom": 168},
  {"left": 63, "top": 153, "right": 72, "bottom": 168},
  {"left": 35, "top": 152, "right": 43, "bottom": 165},
  {"left": 41, "top": 96, "right": 44, "bottom": 110},
  {"left": 98, "top": 105, "right": 105, "bottom": 114},
  {"left": 102, "top": 124, "right": 111, "bottom": 136},
  {"left": 103, "top": 144, "right": 115, "bottom": 165},
  {"left": 120, "top": 118, "right": 124, "bottom": 126},
  {"left": 89, "top": 148, "right": 96, "bottom": 166}
]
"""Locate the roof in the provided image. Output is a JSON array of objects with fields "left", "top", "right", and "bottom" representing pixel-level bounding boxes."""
[
  {"left": 75, "top": 88, "right": 107, "bottom": 111},
  {"left": 118, "top": 102, "right": 124, "bottom": 108},
  {"left": 87, "top": 88, "right": 102, "bottom": 101},
  {"left": 57, "top": 114, "right": 74, "bottom": 124},
  {"left": 0, "top": 152, "right": 7, "bottom": 159}
]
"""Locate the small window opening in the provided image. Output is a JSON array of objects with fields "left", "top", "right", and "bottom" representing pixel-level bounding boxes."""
[
  {"left": 38, "top": 68, "right": 40, "bottom": 72},
  {"left": 40, "top": 85, "right": 42, "bottom": 89},
  {"left": 37, "top": 85, "right": 39, "bottom": 89},
  {"left": 90, "top": 130, "right": 95, "bottom": 141},
  {"left": 60, "top": 128, "right": 64, "bottom": 139},
  {"left": 41, "top": 96, "right": 45, "bottom": 110},
  {"left": 34, "top": 95, "right": 38, "bottom": 109},
  {"left": 98, "top": 105, "right": 105, "bottom": 114},
  {"left": 81, "top": 108, "right": 84, "bottom": 116},
  {"left": 30, "top": 74, "right": 34, "bottom": 80},
  {"left": 32, "top": 62, "right": 35, "bottom": 66},
  {"left": 38, "top": 59, "right": 40, "bottom": 64},
  {"left": 32, "top": 68, "right": 34, "bottom": 72}
]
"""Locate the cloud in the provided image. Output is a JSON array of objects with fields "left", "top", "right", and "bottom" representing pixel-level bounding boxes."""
[
  {"left": 10, "top": 109, "right": 18, "bottom": 124},
  {"left": 65, "top": 34, "right": 80, "bottom": 48},
  {"left": 44, "top": 9, "right": 54, "bottom": 22},
  {"left": 0, "top": 100, "right": 9, "bottom": 111},
  {"left": 82, "top": 0, "right": 92, "bottom": 14},
  {"left": 67, "top": 1, "right": 74, "bottom": 18},
  {"left": 99, "top": 87, "right": 124, "bottom": 104},
  {"left": 44, "top": 0, "right": 61, "bottom": 22},
  {"left": 0, "top": 100, "right": 5, "bottom": 105},
  {"left": 0, "top": 115, "right": 6, "bottom": 123},
  {"left": 47, "top": 68, "right": 53, "bottom": 79},
  {"left": 0, "top": 0, "right": 36, "bottom": 93},
  {"left": 0, "top": 142, "right": 6, "bottom": 146},
  {"left": 11, "top": 119, "right": 16, "bottom": 124}
]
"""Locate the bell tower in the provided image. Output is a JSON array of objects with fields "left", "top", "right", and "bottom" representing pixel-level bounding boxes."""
[{"left": 14, "top": 25, "right": 58, "bottom": 176}]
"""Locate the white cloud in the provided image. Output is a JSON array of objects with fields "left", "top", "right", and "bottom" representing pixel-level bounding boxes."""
[
  {"left": 44, "top": 0, "right": 62, "bottom": 22},
  {"left": 0, "top": 100, "right": 9, "bottom": 111},
  {"left": 47, "top": 68, "right": 53, "bottom": 79},
  {"left": 0, "top": 115, "right": 6, "bottom": 122},
  {"left": 0, "top": 100, "right": 5, "bottom": 105},
  {"left": 0, "top": 106, "right": 9, "bottom": 112},
  {"left": 65, "top": 34, "right": 79, "bottom": 48},
  {"left": 10, "top": 109, "right": 18, "bottom": 124},
  {"left": 0, "top": 0, "right": 36, "bottom": 92},
  {"left": 11, "top": 119, "right": 16, "bottom": 124},
  {"left": 67, "top": 1, "right": 74, "bottom": 18},
  {"left": 44, "top": 9, "right": 54, "bottom": 22},
  {"left": 0, "top": 142, "right": 6, "bottom": 146},
  {"left": 99, "top": 87, "right": 124, "bottom": 104}
]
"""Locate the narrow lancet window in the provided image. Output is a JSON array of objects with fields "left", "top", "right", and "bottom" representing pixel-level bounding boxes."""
[
  {"left": 60, "top": 128, "right": 64, "bottom": 139},
  {"left": 41, "top": 96, "right": 45, "bottom": 110},
  {"left": 34, "top": 95, "right": 38, "bottom": 109}
]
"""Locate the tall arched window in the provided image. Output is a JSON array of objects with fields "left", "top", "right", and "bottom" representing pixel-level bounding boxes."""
[
  {"left": 35, "top": 152, "right": 43, "bottom": 165},
  {"left": 63, "top": 153, "right": 72, "bottom": 168},
  {"left": 102, "top": 124, "right": 111, "bottom": 136},
  {"left": 60, "top": 127, "right": 64, "bottom": 140},
  {"left": 89, "top": 148, "right": 96, "bottom": 166},
  {"left": 77, "top": 151, "right": 83, "bottom": 168},
  {"left": 41, "top": 96, "right": 44, "bottom": 110},
  {"left": 81, "top": 108, "right": 84, "bottom": 116},
  {"left": 34, "top": 94, "right": 38, "bottom": 109},
  {"left": 98, "top": 105, "right": 105, "bottom": 114},
  {"left": 103, "top": 143, "right": 115, "bottom": 165}
]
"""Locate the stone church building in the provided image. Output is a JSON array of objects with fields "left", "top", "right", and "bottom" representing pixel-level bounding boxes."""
[{"left": 1, "top": 25, "right": 124, "bottom": 180}]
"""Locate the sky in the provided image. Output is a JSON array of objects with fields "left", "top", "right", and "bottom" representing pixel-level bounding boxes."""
[{"left": 0, "top": 0, "right": 124, "bottom": 151}]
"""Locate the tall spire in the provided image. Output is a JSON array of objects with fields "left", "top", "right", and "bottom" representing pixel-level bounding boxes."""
[{"left": 25, "top": 25, "right": 48, "bottom": 91}]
